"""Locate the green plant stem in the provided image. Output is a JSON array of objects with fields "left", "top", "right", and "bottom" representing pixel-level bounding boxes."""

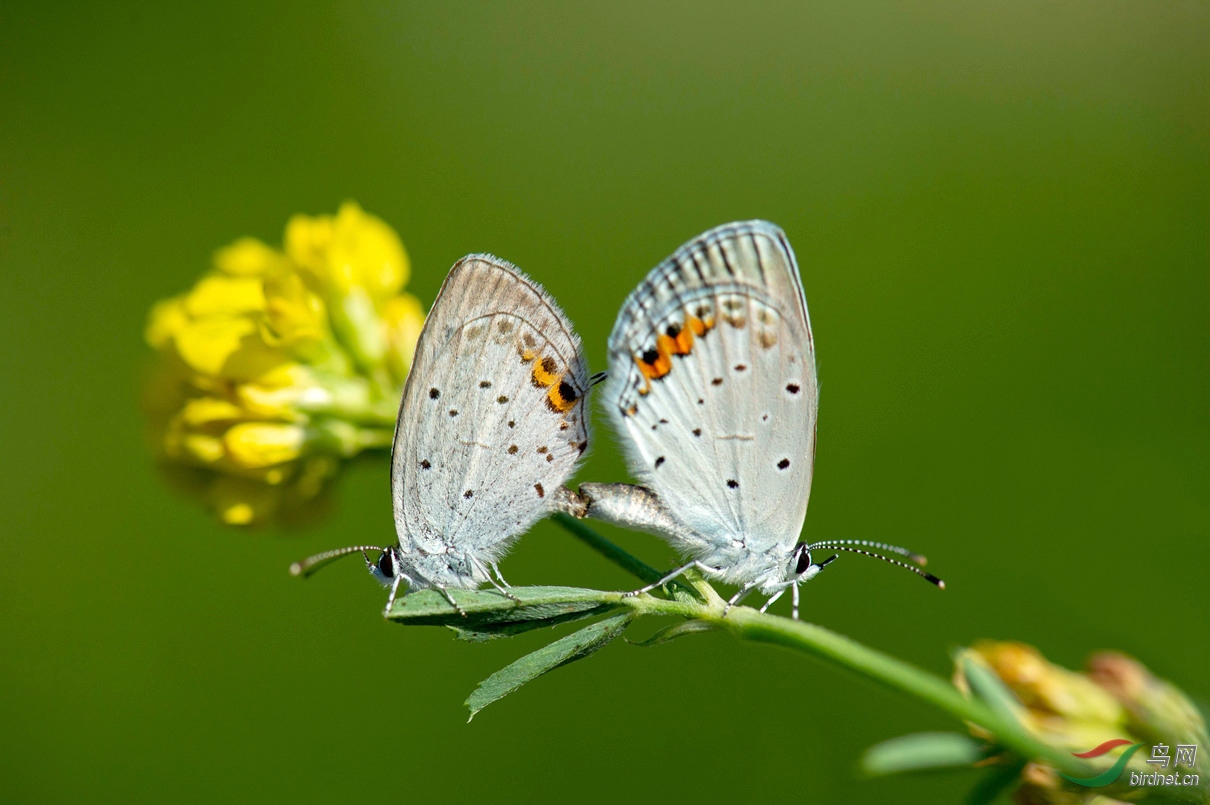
[
  {"left": 622, "top": 594, "right": 1087, "bottom": 777},
  {"left": 555, "top": 516, "right": 1091, "bottom": 779}
]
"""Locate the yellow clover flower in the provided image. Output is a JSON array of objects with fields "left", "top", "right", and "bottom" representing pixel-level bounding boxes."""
[
  {"left": 144, "top": 203, "right": 425, "bottom": 525},
  {"left": 954, "top": 641, "right": 1207, "bottom": 804}
]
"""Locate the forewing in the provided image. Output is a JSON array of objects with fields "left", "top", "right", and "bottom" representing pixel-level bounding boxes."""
[
  {"left": 391, "top": 255, "right": 590, "bottom": 559},
  {"left": 604, "top": 221, "right": 817, "bottom": 554}
]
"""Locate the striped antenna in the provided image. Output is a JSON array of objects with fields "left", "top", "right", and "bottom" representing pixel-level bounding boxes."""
[
  {"left": 810, "top": 544, "right": 945, "bottom": 589},
  {"left": 808, "top": 539, "right": 928, "bottom": 567},
  {"left": 290, "top": 545, "right": 383, "bottom": 578},
  {"left": 590, "top": 371, "right": 609, "bottom": 387}
]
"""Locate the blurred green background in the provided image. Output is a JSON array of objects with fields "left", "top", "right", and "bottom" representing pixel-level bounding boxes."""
[{"left": 2, "top": 2, "right": 1206, "bottom": 802}]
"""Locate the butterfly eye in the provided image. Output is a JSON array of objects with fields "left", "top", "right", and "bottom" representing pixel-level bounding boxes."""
[
  {"left": 378, "top": 550, "right": 397, "bottom": 579},
  {"left": 794, "top": 544, "right": 813, "bottom": 575}
]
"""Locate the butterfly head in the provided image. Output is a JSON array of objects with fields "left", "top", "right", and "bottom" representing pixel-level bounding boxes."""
[
  {"left": 789, "top": 542, "right": 838, "bottom": 584},
  {"left": 367, "top": 546, "right": 404, "bottom": 587}
]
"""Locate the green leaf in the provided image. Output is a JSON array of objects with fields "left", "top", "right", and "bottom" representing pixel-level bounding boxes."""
[
  {"left": 447, "top": 602, "right": 619, "bottom": 642},
  {"left": 386, "top": 585, "right": 621, "bottom": 630},
  {"left": 628, "top": 619, "right": 719, "bottom": 647},
  {"left": 465, "top": 611, "right": 635, "bottom": 720},
  {"left": 862, "top": 732, "right": 987, "bottom": 776},
  {"left": 957, "top": 651, "right": 1025, "bottom": 726}
]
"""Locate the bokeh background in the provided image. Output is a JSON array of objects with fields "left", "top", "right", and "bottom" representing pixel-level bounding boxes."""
[{"left": 2, "top": 3, "right": 1206, "bottom": 802}]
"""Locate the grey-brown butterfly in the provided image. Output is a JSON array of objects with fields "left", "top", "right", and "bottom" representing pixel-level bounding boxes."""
[
  {"left": 292, "top": 255, "right": 592, "bottom": 616},
  {"left": 579, "top": 221, "right": 943, "bottom": 618}
]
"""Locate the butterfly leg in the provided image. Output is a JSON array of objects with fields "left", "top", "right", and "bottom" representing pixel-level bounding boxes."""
[
  {"left": 435, "top": 586, "right": 468, "bottom": 618},
  {"left": 758, "top": 587, "right": 787, "bottom": 615},
  {"left": 382, "top": 572, "right": 413, "bottom": 618},
  {"left": 474, "top": 558, "right": 521, "bottom": 604},
  {"left": 490, "top": 562, "right": 511, "bottom": 587},
  {"left": 785, "top": 554, "right": 838, "bottom": 620},
  {"left": 723, "top": 582, "right": 760, "bottom": 616},
  {"left": 623, "top": 560, "right": 720, "bottom": 598}
]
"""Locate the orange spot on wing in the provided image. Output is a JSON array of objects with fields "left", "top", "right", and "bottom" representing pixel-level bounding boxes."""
[
  {"left": 673, "top": 326, "right": 695, "bottom": 354},
  {"left": 653, "top": 335, "right": 676, "bottom": 373},
  {"left": 634, "top": 345, "right": 671, "bottom": 395},
  {"left": 546, "top": 382, "right": 575, "bottom": 413},
  {"left": 532, "top": 355, "right": 560, "bottom": 387}
]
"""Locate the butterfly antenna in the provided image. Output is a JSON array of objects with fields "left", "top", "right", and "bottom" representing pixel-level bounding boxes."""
[
  {"left": 290, "top": 546, "right": 384, "bottom": 578},
  {"left": 590, "top": 371, "right": 608, "bottom": 387},
  {"left": 811, "top": 544, "right": 945, "bottom": 589},
  {"left": 808, "top": 539, "right": 929, "bottom": 566}
]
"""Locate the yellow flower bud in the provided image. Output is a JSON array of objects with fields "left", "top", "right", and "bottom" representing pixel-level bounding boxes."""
[
  {"left": 971, "top": 641, "right": 1122, "bottom": 728},
  {"left": 955, "top": 641, "right": 1206, "bottom": 804},
  {"left": 224, "top": 422, "right": 306, "bottom": 468},
  {"left": 170, "top": 318, "right": 295, "bottom": 382},
  {"left": 214, "top": 237, "right": 289, "bottom": 277},
  {"left": 209, "top": 475, "right": 281, "bottom": 525},
  {"left": 144, "top": 203, "right": 424, "bottom": 526},
  {"left": 285, "top": 201, "right": 409, "bottom": 300},
  {"left": 234, "top": 364, "right": 324, "bottom": 419},
  {"left": 261, "top": 272, "right": 328, "bottom": 348},
  {"left": 145, "top": 296, "right": 189, "bottom": 349},
  {"left": 177, "top": 397, "right": 248, "bottom": 428},
  {"left": 1088, "top": 652, "right": 1208, "bottom": 748},
  {"left": 183, "top": 275, "right": 265, "bottom": 318},
  {"left": 171, "top": 431, "right": 226, "bottom": 465}
]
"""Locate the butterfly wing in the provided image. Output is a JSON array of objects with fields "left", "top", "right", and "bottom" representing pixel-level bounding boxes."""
[
  {"left": 603, "top": 221, "right": 817, "bottom": 557},
  {"left": 391, "top": 255, "right": 590, "bottom": 566}
]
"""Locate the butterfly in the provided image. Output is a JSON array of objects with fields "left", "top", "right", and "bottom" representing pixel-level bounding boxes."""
[
  {"left": 579, "top": 221, "right": 942, "bottom": 618},
  {"left": 292, "top": 254, "right": 591, "bottom": 616}
]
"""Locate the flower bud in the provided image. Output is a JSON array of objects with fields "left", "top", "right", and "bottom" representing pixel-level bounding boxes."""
[{"left": 143, "top": 204, "right": 426, "bottom": 525}]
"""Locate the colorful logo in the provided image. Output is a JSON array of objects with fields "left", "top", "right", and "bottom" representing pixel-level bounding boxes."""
[{"left": 1060, "top": 739, "right": 1143, "bottom": 787}]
